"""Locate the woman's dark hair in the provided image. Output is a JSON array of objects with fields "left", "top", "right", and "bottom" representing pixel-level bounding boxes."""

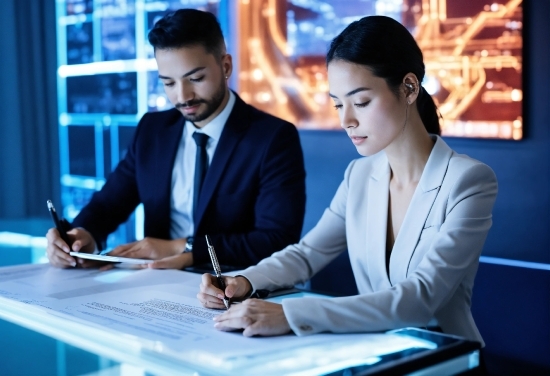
[
  {"left": 327, "top": 16, "right": 441, "bottom": 135},
  {"left": 148, "top": 9, "right": 225, "bottom": 57}
]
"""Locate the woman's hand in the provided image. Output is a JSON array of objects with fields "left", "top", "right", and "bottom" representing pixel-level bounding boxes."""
[
  {"left": 198, "top": 274, "right": 252, "bottom": 310},
  {"left": 198, "top": 274, "right": 291, "bottom": 337},
  {"left": 213, "top": 299, "right": 292, "bottom": 337}
]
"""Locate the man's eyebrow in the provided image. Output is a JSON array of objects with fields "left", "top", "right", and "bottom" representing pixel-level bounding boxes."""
[
  {"left": 329, "top": 87, "right": 372, "bottom": 99},
  {"left": 158, "top": 67, "right": 206, "bottom": 80}
]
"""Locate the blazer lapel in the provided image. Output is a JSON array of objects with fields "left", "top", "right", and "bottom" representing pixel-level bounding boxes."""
[
  {"left": 389, "top": 136, "right": 453, "bottom": 284},
  {"left": 365, "top": 154, "right": 393, "bottom": 290},
  {"left": 194, "top": 95, "right": 250, "bottom": 225}
]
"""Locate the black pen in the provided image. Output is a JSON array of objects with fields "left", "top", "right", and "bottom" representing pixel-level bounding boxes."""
[
  {"left": 205, "top": 235, "right": 230, "bottom": 309},
  {"left": 47, "top": 200, "right": 71, "bottom": 247}
]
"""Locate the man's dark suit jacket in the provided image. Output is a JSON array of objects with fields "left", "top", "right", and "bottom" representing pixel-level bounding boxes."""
[{"left": 72, "top": 93, "right": 306, "bottom": 268}]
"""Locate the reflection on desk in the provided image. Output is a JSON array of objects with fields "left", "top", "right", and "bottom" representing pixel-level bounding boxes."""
[
  {"left": 0, "top": 264, "right": 480, "bottom": 375},
  {"left": 0, "top": 318, "right": 119, "bottom": 375}
]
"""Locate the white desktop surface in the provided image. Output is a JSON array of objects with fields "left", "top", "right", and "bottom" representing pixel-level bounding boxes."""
[{"left": 0, "top": 264, "right": 437, "bottom": 376}]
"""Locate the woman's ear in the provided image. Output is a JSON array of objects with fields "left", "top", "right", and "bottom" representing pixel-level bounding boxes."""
[{"left": 403, "top": 73, "right": 420, "bottom": 104}]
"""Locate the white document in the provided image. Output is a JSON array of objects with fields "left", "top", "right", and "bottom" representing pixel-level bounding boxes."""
[
  {"left": 69, "top": 251, "right": 154, "bottom": 264},
  {"left": 0, "top": 264, "right": 436, "bottom": 375}
]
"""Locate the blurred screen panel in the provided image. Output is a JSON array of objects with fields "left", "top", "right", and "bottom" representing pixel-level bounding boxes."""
[
  {"left": 67, "top": 22, "right": 93, "bottom": 65},
  {"left": 61, "top": 186, "right": 96, "bottom": 220},
  {"left": 66, "top": 73, "right": 138, "bottom": 114},
  {"left": 66, "top": 0, "right": 93, "bottom": 15},
  {"left": 101, "top": 16, "right": 136, "bottom": 61},
  {"left": 103, "top": 127, "right": 111, "bottom": 178},
  {"left": 68, "top": 125, "right": 96, "bottom": 177},
  {"left": 117, "top": 125, "right": 136, "bottom": 162},
  {"left": 238, "top": 0, "right": 523, "bottom": 139}
]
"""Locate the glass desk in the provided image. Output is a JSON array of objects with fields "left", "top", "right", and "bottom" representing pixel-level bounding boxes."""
[
  {"left": 0, "top": 244, "right": 480, "bottom": 375},
  {"left": 0, "top": 318, "right": 121, "bottom": 376},
  {"left": 0, "top": 313, "right": 479, "bottom": 376}
]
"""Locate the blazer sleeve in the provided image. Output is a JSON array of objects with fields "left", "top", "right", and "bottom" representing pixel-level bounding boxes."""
[
  {"left": 71, "top": 115, "right": 145, "bottom": 250},
  {"left": 241, "top": 159, "right": 355, "bottom": 291},
  {"left": 193, "top": 122, "right": 307, "bottom": 266},
  {"left": 246, "top": 162, "right": 498, "bottom": 336}
]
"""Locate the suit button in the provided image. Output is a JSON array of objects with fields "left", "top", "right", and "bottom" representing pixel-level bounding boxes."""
[{"left": 299, "top": 325, "right": 312, "bottom": 332}]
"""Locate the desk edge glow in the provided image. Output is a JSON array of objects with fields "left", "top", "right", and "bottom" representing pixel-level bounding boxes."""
[{"left": 0, "top": 296, "right": 198, "bottom": 376}]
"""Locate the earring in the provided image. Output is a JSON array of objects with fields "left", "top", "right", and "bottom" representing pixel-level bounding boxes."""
[{"left": 405, "top": 83, "right": 416, "bottom": 95}]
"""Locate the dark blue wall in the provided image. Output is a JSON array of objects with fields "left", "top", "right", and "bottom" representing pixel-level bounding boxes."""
[
  {"left": 0, "top": 0, "right": 58, "bottom": 219},
  {"left": 298, "top": 1, "right": 550, "bottom": 372},
  {"left": 0, "top": 0, "right": 26, "bottom": 217}
]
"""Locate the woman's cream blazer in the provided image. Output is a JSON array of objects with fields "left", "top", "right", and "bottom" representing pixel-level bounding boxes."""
[{"left": 242, "top": 136, "right": 498, "bottom": 345}]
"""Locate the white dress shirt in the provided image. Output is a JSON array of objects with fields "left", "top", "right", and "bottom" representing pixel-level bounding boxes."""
[{"left": 170, "top": 91, "right": 236, "bottom": 239}]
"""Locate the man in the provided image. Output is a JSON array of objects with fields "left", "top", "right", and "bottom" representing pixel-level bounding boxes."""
[{"left": 46, "top": 9, "right": 306, "bottom": 270}]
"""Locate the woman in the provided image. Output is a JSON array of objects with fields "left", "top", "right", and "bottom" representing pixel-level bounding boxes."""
[{"left": 198, "top": 15, "right": 497, "bottom": 345}]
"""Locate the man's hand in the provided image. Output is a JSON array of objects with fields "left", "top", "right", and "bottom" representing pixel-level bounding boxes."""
[
  {"left": 46, "top": 227, "right": 97, "bottom": 268},
  {"left": 104, "top": 237, "right": 192, "bottom": 270},
  {"left": 107, "top": 237, "right": 186, "bottom": 260},
  {"left": 146, "top": 252, "right": 193, "bottom": 270},
  {"left": 213, "top": 299, "right": 291, "bottom": 337}
]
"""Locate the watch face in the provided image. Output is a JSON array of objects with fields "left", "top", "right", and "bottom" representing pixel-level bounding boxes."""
[{"left": 184, "top": 237, "right": 194, "bottom": 252}]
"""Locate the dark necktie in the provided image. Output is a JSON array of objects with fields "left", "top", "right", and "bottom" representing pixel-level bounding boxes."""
[{"left": 192, "top": 132, "right": 210, "bottom": 218}]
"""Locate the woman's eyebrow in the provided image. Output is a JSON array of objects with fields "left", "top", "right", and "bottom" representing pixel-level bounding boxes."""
[{"left": 329, "top": 87, "right": 372, "bottom": 99}]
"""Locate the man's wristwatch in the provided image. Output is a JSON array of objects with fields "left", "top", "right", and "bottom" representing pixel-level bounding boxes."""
[{"left": 183, "top": 237, "right": 193, "bottom": 253}]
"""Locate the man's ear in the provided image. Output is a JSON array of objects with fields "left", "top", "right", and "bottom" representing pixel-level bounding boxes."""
[{"left": 221, "top": 53, "right": 233, "bottom": 80}]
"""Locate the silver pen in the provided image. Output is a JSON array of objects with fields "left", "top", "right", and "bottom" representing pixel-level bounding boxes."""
[{"left": 206, "top": 235, "right": 230, "bottom": 309}]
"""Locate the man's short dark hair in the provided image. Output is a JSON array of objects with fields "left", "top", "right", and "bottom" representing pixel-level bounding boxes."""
[{"left": 148, "top": 9, "right": 225, "bottom": 56}]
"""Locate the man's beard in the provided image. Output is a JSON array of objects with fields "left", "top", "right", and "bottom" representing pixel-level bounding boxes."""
[{"left": 175, "top": 81, "right": 227, "bottom": 123}]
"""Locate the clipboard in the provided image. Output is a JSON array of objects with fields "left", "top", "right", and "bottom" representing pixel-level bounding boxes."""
[{"left": 69, "top": 252, "right": 154, "bottom": 265}]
